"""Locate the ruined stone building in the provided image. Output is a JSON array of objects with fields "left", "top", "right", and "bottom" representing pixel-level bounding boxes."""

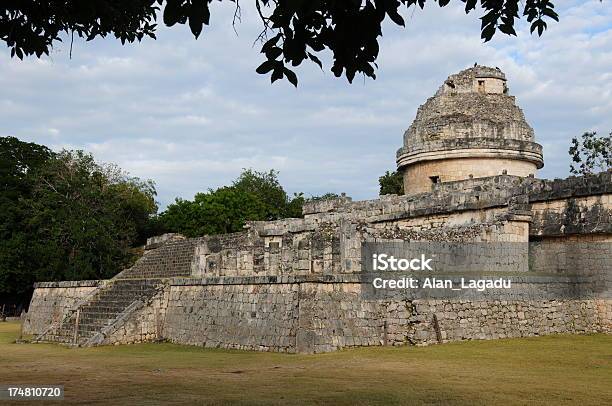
[
  {"left": 25, "top": 66, "right": 611, "bottom": 353},
  {"left": 397, "top": 65, "right": 542, "bottom": 193}
]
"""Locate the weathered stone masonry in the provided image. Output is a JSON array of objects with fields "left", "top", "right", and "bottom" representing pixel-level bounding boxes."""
[
  {"left": 24, "top": 66, "right": 612, "bottom": 352},
  {"left": 25, "top": 171, "right": 612, "bottom": 352}
]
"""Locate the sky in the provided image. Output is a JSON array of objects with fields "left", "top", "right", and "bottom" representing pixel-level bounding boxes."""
[{"left": 1, "top": 1, "right": 611, "bottom": 209}]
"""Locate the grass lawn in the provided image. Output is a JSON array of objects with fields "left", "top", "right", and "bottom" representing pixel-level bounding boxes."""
[{"left": 0, "top": 322, "right": 610, "bottom": 405}]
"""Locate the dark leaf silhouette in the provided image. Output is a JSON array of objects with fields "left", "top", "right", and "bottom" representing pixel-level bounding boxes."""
[
  {"left": 1, "top": 0, "right": 563, "bottom": 85},
  {"left": 283, "top": 67, "right": 298, "bottom": 87},
  {"left": 568, "top": 132, "right": 612, "bottom": 175}
]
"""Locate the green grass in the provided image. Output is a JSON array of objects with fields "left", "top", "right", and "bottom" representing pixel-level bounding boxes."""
[{"left": 1, "top": 322, "right": 611, "bottom": 405}]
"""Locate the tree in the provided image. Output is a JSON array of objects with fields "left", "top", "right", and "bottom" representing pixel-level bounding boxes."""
[
  {"left": 379, "top": 170, "right": 404, "bottom": 195},
  {"left": 2, "top": 1, "right": 561, "bottom": 85},
  {"left": 284, "top": 192, "right": 306, "bottom": 218},
  {"left": 0, "top": 138, "right": 158, "bottom": 306},
  {"left": 158, "top": 168, "right": 340, "bottom": 236},
  {"left": 159, "top": 168, "right": 300, "bottom": 237},
  {"left": 0, "top": 137, "right": 53, "bottom": 309},
  {"left": 27, "top": 150, "right": 158, "bottom": 280},
  {"left": 569, "top": 131, "right": 611, "bottom": 175},
  {"left": 160, "top": 187, "right": 268, "bottom": 237},
  {"left": 232, "top": 169, "right": 289, "bottom": 220}
]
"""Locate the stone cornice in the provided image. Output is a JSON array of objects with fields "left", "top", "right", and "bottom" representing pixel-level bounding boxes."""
[{"left": 396, "top": 138, "right": 544, "bottom": 169}]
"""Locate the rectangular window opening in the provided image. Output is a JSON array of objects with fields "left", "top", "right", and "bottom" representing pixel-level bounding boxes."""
[{"left": 429, "top": 176, "right": 440, "bottom": 184}]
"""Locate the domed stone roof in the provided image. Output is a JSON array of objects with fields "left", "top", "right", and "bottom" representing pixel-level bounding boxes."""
[{"left": 396, "top": 65, "right": 543, "bottom": 172}]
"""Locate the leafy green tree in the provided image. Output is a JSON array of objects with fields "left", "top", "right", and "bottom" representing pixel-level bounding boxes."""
[
  {"left": 0, "top": 138, "right": 158, "bottom": 306},
  {"left": 159, "top": 168, "right": 292, "bottom": 237},
  {"left": 0, "top": 137, "right": 53, "bottom": 308},
  {"left": 232, "top": 169, "right": 290, "bottom": 220},
  {"left": 3, "top": 1, "right": 561, "bottom": 85},
  {"left": 379, "top": 170, "right": 404, "bottom": 195},
  {"left": 569, "top": 131, "right": 611, "bottom": 175},
  {"left": 160, "top": 187, "right": 267, "bottom": 237},
  {"left": 158, "top": 168, "right": 341, "bottom": 236},
  {"left": 26, "top": 150, "right": 158, "bottom": 281},
  {"left": 284, "top": 192, "right": 306, "bottom": 218}
]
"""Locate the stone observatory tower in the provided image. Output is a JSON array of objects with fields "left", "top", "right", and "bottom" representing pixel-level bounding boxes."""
[{"left": 396, "top": 65, "right": 544, "bottom": 194}]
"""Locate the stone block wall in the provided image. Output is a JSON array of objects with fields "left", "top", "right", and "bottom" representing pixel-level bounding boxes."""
[
  {"left": 403, "top": 157, "right": 537, "bottom": 195},
  {"left": 25, "top": 277, "right": 611, "bottom": 352},
  {"left": 409, "top": 298, "right": 610, "bottom": 345},
  {"left": 529, "top": 239, "right": 612, "bottom": 275},
  {"left": 476, "top": 77, "right": 505, "bottom": 94},
  {"left": 295, "top": 281, "right": 385, "bottom": 352},
  {"left": 531, "top": 195, "right": 612, "bottom": 237},
  {"left": 24, "top": 172, "right": 612, "bottom": 352},
  {"left": 23, "top": 280, "right": 103, "bottom": 335},
  {"left": 145, "top": 233, "right": 186, "bottom": 250},
  {"left": 101, "top": 287, "right": 169, "bottom": 345},
  {"left": 156, "top": 277, "right": 611, "bottom": 353},
  {"left": 163, "top": 278, "right": 299, "bottom": 352},
  {"left": 178, "top": 175, "right": 541, "bottom": 280}
]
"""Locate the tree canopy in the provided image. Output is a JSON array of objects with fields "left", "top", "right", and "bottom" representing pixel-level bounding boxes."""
[
  {"left": 2, "top": 1, "right": 562, "bottom": 85},
  {"left": 379, "top": 170, "right": 404, "bottom": 195},
  {"left": 159, "top": 186, "right": 269, "bottom": 237},
  {"left": 0, "top": 137, "right": 341, "bottom": 306},
  {"left": 569, "top": 131, "right": 612, "bottom": 176},
  {"left": 158, "top": 168, "right": 333, "bottom": 237},
  {"left": 0, "top": 137, "right": 158, "bottom": 306},
  {"left": 232, "top": 169, "right": 294, "bottom": 219}
]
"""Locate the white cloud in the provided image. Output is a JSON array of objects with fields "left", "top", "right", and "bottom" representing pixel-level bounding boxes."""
[{"left": 0, "top": 1, "right": 610, "bottom": 208}]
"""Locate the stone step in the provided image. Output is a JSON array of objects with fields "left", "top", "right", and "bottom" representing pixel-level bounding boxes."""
[
  {"left": 42, "top": 278, "right": 162, "bottom": 345},
  {"left": 118, "top": 240, "right": 196, "bottom": 279}
]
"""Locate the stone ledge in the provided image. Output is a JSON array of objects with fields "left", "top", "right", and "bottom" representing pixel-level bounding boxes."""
[
  {"left": 33, "top": 280, "right": 104, "bottom": 289},
  {"left": 398, "top": 137, "right": 542, "bottom": 155},
  {"left": 145, "top": 233, "right": 186, "bottom": 250},
  {"left": 302, "top": 195, "right": 353, "bottom": 215},
  {"left": 168, "top": 274, "right": 602, "bottom": 287},
  {"left": 397, "top": 148, "right": 543, "bottom": 172},
  {"left": 170, "top": 274, "right": 364, "bottom": 286},
  {"left": 528, "top": 171, "right": 612, "bottom": 202}
]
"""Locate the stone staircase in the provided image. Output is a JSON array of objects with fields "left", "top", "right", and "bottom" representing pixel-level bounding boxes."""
[
  {"left": 41, "top": 279, "right": 162, "bottom": 346},
  {"left": 117, "top": 239, "right": 197, "bottom": 279},
  {"left": 35, "top": 238, "right": 197, "bottom": 346}
]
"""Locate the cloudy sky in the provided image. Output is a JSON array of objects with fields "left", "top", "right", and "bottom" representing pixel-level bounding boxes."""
[{"left": 1, "top": 1, "right": 611, "bottom": 209}]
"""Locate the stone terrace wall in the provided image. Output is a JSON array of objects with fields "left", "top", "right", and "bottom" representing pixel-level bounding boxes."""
[
  {"left": 101, "top": 286, "right": 170, "bottom": 345},
  {"left": 24, "top": 276, "right": 611, "bottom": 352},
  {"left": 184, "top": 175, "right": 537, "bottom": 280},
  {"left": 159, "top": 276, "right": 610, "bottom": 353},
  {"left": 23, "top": 280, "right": 103, "bottom": 335},
  {"left": 24, "top": 172, "right": 611, "bottom": 351},
  {"left": 409, "top": 298, "right": 611, "bottom": 344},
  {"left": 163, "top": 278, "right": 299, "bottom": 352},
  {"left": 529, "top": 171, "right": 612, "bottom": 237}
]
